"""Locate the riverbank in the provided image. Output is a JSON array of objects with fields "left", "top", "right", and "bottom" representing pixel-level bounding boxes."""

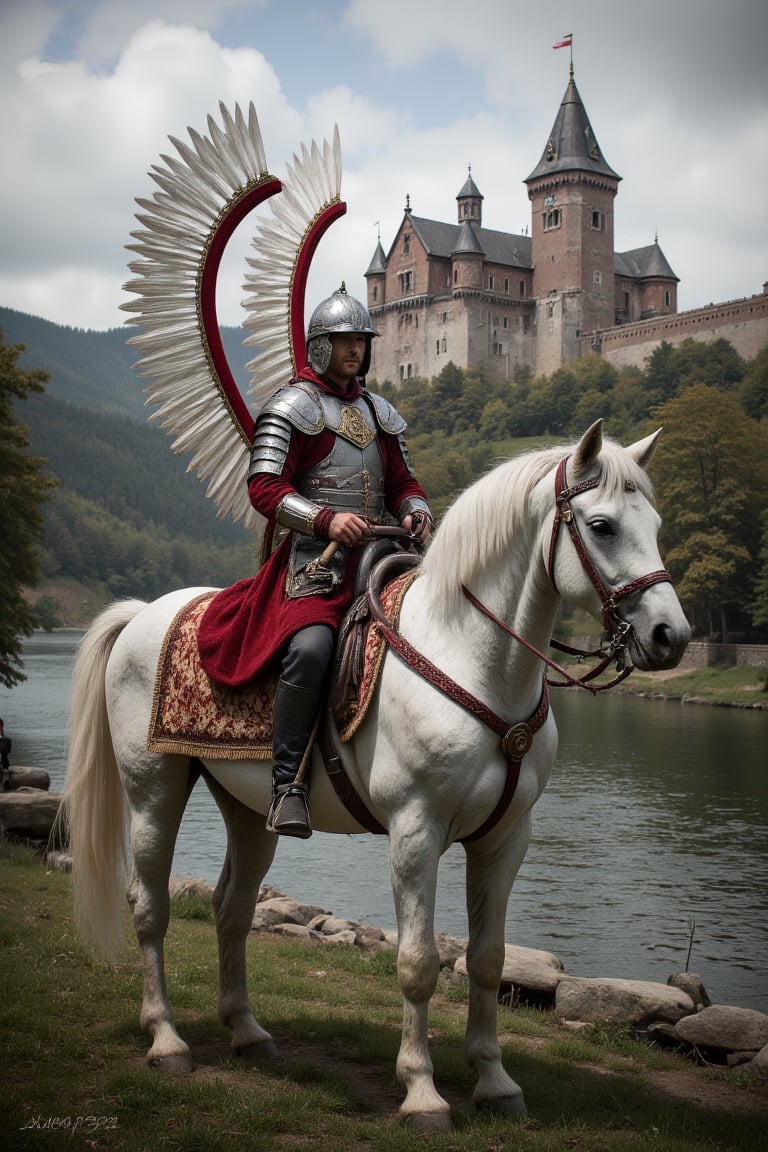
[
  {"left": 2, "top": 841, "right": 767, "bottom": 1151},
  {"left": 566, "top": 661, "right": 768, "bottom": 709}
]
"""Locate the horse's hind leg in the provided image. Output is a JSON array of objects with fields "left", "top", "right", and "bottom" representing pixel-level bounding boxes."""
[
  {"left": 124, "top": 755, "right": 198, "bottom": 1072},
  {"left": 463, "top": 823, "right": 530, "bottom": 1118},
  {"left": 203, "top": 769, "right": 279, "bottom": 1059}
]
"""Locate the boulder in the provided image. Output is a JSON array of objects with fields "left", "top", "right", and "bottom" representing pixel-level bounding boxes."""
[
  {"left": 673, "top": 1005, "right": 768, "bottom": 1052},
  {"left": 745, "top": 1044, "right": 768, "bottom": 1073},
  {"left": 0, "top": 789, "right": 62, "bottom": 840},
  {"left": 251, "top": 895, "right": 329, "bottom": 931},
  {"left": 556, "top": 976, "right": 695, "bottom": 1025},
  {"left": 169, "top": 875, "right": 215, "bottom": 901},
  {"left": 667, "top": 972, "right": 711, "bottom": 1011},
  {"left": 455, "top": 943, "right": 564, "bottom": 995},
  {"left": 2, "top": 766, "right": 51, "bottom": 792}
]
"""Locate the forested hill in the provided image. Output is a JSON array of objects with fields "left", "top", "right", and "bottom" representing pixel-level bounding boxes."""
[
  {"left": 0, "top": 306, "right": 252, "bottom": 421},
  {"left": 2, "top": 307, "right": 259, "bottom": 610}
]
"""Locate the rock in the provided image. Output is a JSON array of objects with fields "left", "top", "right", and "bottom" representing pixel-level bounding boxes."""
[
  {"left": 319, "top": 929, "right": 358, "bottom": 947},
  {"left": 308, "top": 913, "right": 358, "bottom": 936},
  {"left": 435, "top": 932, "right": 467, "bottom": 969},
  {"left": 555, "top": 976, "right": 695, "bottom": 1025},
  {"left": 673, "top": 1005, "right": 768, "bottom": 1052},
  {"left": 1, "top": 766, "right": 51, "bottom": 792},
  {"left": 455, "top": 943, "right": 564, "bottom": 995},
  {"left": 169, "top": 875, "right": 215, "bottom": 901},
  {"left": 0, "top": 789, "right": 62, "bottom": 840},
  {"left": 251, "top": 895, "right": 329, "bottom": 932},
  {"left": 667, "top": 972, "right": 711, "bottom": 1011},
  {"left": 745, "top": 1044, "right": 768, "bottom": 1073}
]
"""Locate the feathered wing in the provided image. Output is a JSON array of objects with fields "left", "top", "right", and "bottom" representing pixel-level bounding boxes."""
[
  {"left": 121, "top": 102, "right": 345, "bottom": 533},
  {"left": 242, "top": 127, "right": 344, "bottom": 416}
]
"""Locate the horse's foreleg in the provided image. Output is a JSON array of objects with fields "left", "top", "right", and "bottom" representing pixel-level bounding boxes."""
[
  {"left": 463, "top": 819, "right": 530, "bottom": 1118},
  {"left": 389, "top": 815, "right": 452, "bottom": 1131},
  {"left": 124, "top": 759, "right": 196, "bottom": 1072},
  {"left": 204, "top": 771, "right": 280, "bottom": 1059}
]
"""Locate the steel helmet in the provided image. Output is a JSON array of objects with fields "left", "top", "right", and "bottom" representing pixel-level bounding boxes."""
[{"left": 306, "top": 283, "right": 379, "bottom": 375}]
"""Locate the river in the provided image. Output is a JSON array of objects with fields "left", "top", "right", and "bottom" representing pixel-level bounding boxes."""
[{"left": 2, "top": 630, "right": 766, "bottom": 1012}]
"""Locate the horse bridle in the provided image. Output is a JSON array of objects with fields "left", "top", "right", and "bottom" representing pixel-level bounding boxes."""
[{"left": 462, "top": 454, "right": 673, "bottom": 692}]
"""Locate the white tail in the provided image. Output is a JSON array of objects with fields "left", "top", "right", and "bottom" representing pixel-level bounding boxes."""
[{"left": 57, "top": 599, "right": 147, "bottom": 958}]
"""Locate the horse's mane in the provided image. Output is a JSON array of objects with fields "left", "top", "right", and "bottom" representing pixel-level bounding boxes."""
[{"left": 420, "top": 437, "right": 655, "bottom": 617}]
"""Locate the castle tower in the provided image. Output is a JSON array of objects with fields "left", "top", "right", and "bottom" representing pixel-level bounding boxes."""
[
  {"left": 525, "top": 65, "right": 621, "bottom": 372},
  {"left": 456, "top": 167, "right": 483, "bottom": 227}
]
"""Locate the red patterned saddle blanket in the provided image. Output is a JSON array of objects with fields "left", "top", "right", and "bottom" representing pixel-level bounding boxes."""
[{"left": 147, "top": 571, "right": 418, "bottom": 760}]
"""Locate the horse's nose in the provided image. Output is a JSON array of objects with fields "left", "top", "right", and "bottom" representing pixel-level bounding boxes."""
[{"left": 652, "top": 619, "right": 691, "bottom": 668}]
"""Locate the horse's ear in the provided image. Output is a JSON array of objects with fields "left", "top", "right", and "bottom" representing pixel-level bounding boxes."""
[
  {"left": 572, "top": 419, "right": 604, "bottom": 473},
  {"left": 627, "top": 427, "right": 663, "bottom": 469}
]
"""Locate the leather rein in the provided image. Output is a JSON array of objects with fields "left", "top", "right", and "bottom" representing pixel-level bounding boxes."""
[{"left": 364, "top": 454, "right": 672, "bottom": 841}]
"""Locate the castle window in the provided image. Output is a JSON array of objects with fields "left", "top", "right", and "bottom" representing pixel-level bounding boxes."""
[
  {"left": 399, "top": 363, "right": 413, "bottom": 382},
  {"left": 488, "top": 274, "right": 495, "bottom": 290},
  {"left": 453, "top": 269, "right": 458, "bottom": 284},
  {"left": 403, "top": 233, "right": 410, "bottom": 254},
  {"left": 543, "top": 208, "right": 561, "bottom": 231},
  {"left": 665, "top": 290, "right": 671, "bottom": 306},
  {"left": 398, "top": 270, "right": 413, "bottom": 295},
  {"left": 436, "top": 340, "right": 440, "bottom": 355},
  {"left": 504, "top": 278, "right": 510, "bottom": 293},
  {"left": 591, "top": 210, "right": 604, "bottom": 231},
  {"left": 593, "top": 270, "right": 602, "bottom": 285},
  {"left": 372, "top": 285, "right": 378, "bottom": 302},
  {"left": 442, "top": 336, "right": 447, "bottom": 352},
  {"left": 519, "top": 281, "right": 526, "bottom": 298},
  {"left": 502, "top": 317, "right": 509, "bottom": 329},
  {"left": 442, "top": 311, "right": 449, "bottom": 323}
]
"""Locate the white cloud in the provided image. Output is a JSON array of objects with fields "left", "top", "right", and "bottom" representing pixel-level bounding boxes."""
[{"left": 0, "top": 0, "right": 766, "bottom": 330}]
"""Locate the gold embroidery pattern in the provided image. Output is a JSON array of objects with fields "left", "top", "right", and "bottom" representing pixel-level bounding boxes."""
[{"left": 338, "top": 405, "right": 376, "bottom": 449}]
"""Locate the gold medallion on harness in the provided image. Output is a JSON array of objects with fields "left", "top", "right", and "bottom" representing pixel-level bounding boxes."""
[
  {"left": 502, "top": 722, "right": 532, "bottom": 762},
  {"left": 338, "top": 405, "right": 377, "bottom": 449}
]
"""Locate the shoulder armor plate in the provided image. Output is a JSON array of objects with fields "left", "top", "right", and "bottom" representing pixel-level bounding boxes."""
[
  {"left": 363, "top": 390, "right": 407, "bottom": 435},
  {"left": 259, "top": 382, "right": 326, "bottom": 435}
]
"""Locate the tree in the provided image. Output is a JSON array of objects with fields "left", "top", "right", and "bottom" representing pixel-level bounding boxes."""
[
  {"left": 0, "top": 332, "right": 57, "bottom": 686},
  {"left": 649, "top": 383, "right": 768, "bottom": 640}
]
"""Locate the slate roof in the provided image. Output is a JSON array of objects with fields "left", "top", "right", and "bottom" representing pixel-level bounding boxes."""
[
  {"left": 402, "top": 215, "right": 532, "bottom": 269},
  {"left": 615, "top": 242, "right": 679, "bottom": 281},
  {"left": 525, "top": 72, "right": 620, "bottom": 184}
]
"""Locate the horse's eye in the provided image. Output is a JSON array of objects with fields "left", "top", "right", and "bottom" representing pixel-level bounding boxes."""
[{"left": 588, "top": 518, "right": 614, "bottom": 537}]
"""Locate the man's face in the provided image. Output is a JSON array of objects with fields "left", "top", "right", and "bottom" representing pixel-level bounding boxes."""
[{"left": 326, "top": 333, "right": 366, "bottom": 386}]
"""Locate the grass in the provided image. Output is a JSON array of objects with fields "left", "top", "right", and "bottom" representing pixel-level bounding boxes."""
[
  {"left": 551, "top": 656, "right": 768, "bottom": 709},
  {"left": 623, "top": 663, "right": 768, "bottom": 708},
  {"left": 1, "top": 839, "right": 766, "bottom": 1151}
]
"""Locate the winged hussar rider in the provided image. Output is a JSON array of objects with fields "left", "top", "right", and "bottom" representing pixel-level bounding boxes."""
[{"left": 198, "top": 285, "right": 433, "bottom": 840}]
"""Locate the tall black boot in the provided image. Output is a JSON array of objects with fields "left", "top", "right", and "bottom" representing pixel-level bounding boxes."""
[{"left": 266, "top": 678, "right": 323, "bottom": 839}]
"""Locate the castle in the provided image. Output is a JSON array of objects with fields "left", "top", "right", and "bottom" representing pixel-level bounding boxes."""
[{"left": 364, "top": 66, "right": 767, "bottom": 384}]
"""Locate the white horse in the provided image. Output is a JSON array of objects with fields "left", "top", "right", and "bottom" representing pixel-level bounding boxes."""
[{"left": 59, "top": 421, "right": 690, "bottom": 1130}]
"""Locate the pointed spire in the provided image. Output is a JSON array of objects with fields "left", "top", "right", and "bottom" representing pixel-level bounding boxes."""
[{"left": 524, "top": 70, "right": 620, "bottom": 184}]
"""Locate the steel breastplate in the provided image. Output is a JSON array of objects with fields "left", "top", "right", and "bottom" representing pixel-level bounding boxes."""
[{"left": 294, "top": 393, "right": 387, "bottom": 521}]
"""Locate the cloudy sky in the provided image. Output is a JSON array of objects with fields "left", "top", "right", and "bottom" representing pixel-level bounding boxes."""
[{"left": 1, "top": 0, "right": 766, "bottom": 333}]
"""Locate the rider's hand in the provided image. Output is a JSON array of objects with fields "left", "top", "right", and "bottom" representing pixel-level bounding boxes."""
[
  {"left": 402, "top": 512, "right": 433, "bottom": 542},
  {"left": 328, "top": 512, "right": 369, "bottom": 547}
]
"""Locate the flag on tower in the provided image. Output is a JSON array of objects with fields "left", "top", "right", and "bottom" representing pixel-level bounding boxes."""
[{"left": 553, "top": 34, "right": 573, "bottom": 49}]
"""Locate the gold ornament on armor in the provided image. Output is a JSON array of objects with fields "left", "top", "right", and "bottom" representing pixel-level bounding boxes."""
[{"left": 337, "top": 405, "right": 376, "bottom": 449}]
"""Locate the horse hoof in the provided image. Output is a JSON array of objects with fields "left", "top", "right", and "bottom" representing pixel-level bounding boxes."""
[
  {"left": 401, "top": 1112, "right": 453, "bottom": 1134},
  {"left": 234, "top": 1037, "right": 280, "bottom": 1060},
  {"left": 148, "top": 1051, "right": 196, "bottom": 1076},
  {"left": 476, "top": 1094, "right": 527, "bottom": 1119}
]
